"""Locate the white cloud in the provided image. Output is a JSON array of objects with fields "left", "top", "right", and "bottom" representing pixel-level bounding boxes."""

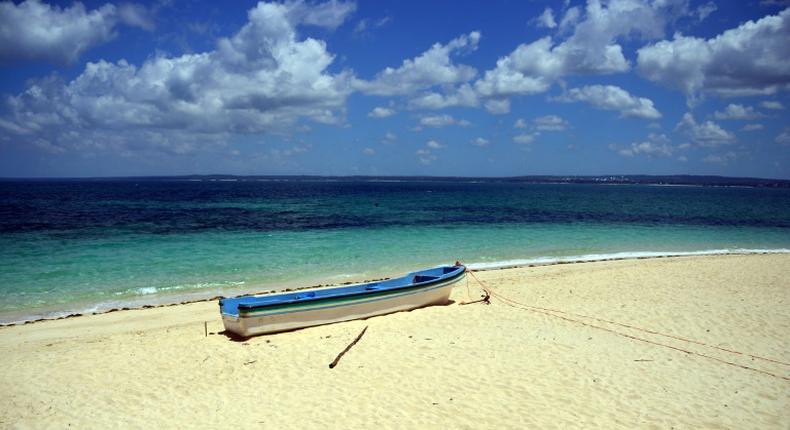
[
  {"left": 616, "top": 133, "right": 674, "bottom": 157},
  {"left": 513, "top": 118, "right": 527, "bottom": 129},
  {"left": 287, "top": 0, "right": 356, "bottom": 30},
  {"left": 117, "top": 3, "right": 156, "bottom": 31},
  {"left": 416, "top": 148, "right": 437, "bottom": 164},
  {"left": 368, "top": 107, "right": 395, "bottom": 118},
  {"left": 742, "top": 123, "right": 764, "bottom": 131},
  {"left": 713, "top": 104, "right": 763, "bottom": 120},
  {"left": 556, "top": 85, "right": 661, "bottom": 119},
  {"left": 354, "top": 16, "right": 390, "bottom": 34},
  {"left": 534, "top": 115, "right": 569, "bottom": 131},
  {"left": 392, "top": 2, "right": 687, "bottom": 114},
  {"left": 382, "top": 131, "right": 397, "bottom": 143},
  {"left": 0, "top": 0, "right": 117, "bottom": 64},
  {"left": 695, "top": 2, "right": 717, "bottom": 21},
  {"left": 354, "top": 31, "right": 480, "bottom": 96},
  {"left": 558, "top": 6, "right": 581, "bottom": 34},
  {"left": 362, "top": 147, "right": 375, "bottom": 155},
  {"left": 777, "top": 129, "right": 790, "bottom": 145},
  {"left": 1, "top": 1, "right": 354, "bottom": 155},
  {"left": 637, "top": 8, "right": 790, "bottom": 100},
  {"left": 472, "top": 137, "right": 489, "bottom": 146},
  {"left": 760, "top": 100, "right": 785, "bottom": 110},
  {"left": 418, "top": 114, "right": 469, "bottom": 128},
  {"left": 675, "top": 113, "right": 736, "bottom": 147},
  {"left": 473, "top": 37, "right": 557, "bottom": 99},
  {"left": 474, "top": 0, "right": 683, "bottom": 105},
  {"left": 513, "top": 133, "right": 538, "bottom": 144},
  {"left": 483, "top": 99, "right": 511, "bottom": 114},
  {"left": 408, "top": 84, "right": 478, "bottom": 110},
  {"left": 536, "top": 7, "right": 557, "bottom": 29},
  {"left": 426, "top": 139, "right": 444, "bottom": 149}
]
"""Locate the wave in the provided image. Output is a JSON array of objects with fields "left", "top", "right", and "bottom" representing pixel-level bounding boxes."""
[
  {"left": 3, "top": 248, "right": 789, "bottom": 326},
  {"left": 115, "top": 280, "right": 247, "bottom": 298},
  {"left": 464, "top": 248, "right": 790, "bottom": 271}
]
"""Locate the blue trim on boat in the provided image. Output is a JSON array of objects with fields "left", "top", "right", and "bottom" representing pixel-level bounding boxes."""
[
  {"left": 219, "top": 265, "right": 465, "bottom": 317},
  {"left": 235, "top": 275, "right": 462, "bottom": 319}
]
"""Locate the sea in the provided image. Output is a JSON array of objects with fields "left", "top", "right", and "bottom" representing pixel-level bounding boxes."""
[{"left": 1, "top": 178, "right": 789, "bottom": 324}]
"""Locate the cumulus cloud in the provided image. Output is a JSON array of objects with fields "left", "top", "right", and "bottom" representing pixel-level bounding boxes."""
[
  {"left": 426, "top": 139, "right": 444, "bottom": 149},
  {"left": 1, "top": 1, "right": 355, "bottom": 155},
  {"left": 362, "top": 147, "right": 375, "bottom": 155},
  {"left": 534, "top": 115, "right": 569, "bottom": 131},
  {"left": 408, "top": 84, "right": 478, "bottom": 110},
  {"left": 558, "top": 6, "right": 581, "bottom": 34},
  {"left": 382, "top": 131, "right": 397, "bottom": 143},
  {"left": 368, "top": 107, "right": 395, "bottom": 118},
  {"left": 513, "top": 133, "right": 538, "bottom": 144},
  {"left": 637, "top": 8, "right": 790, "bottom": 100},
  {"left": 536, "top": 7, "right": 557, "bottom": 29},
  {"left": 473, "top": 0, "right": 684, "bottom": 108},
  {"left": 616, "top": 133, "right": 674, "bottom": 157},
  {"left": 675, "top": 113, "right": 736, "bottom": 147},
  {"left": 354, "top": 31, "right": 480, "bottom": 96},
  {"left": 416, "top": 148, "right": 437, "bottom": 164},
  {"left": 483, "top": 99, "right": 511, "bottom": 114},
  {"left": 556, "top": 85, "right": 661, "bottom": 119},
  {"left": 513, "top": 118, "right": 527, "bottom": 129},
  {"left": 472, "top": 137, "right": 489, "bottom": 146},
  {"left": 713, "top": 104, "right": 763, "bottom": 120},
  {"left": 0, "top": 0, "right": 117, "bottom": 64},
  {"left": 380, "top": 1, "right": 690, "bottom": 115},
  {"left": 418, "top": 114, "right": 469, "bottom": 128}
]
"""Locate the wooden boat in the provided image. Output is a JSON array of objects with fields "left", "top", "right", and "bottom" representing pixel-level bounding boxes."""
[{"left": 219, "top": 265, "right": 466, "bottom": 337}]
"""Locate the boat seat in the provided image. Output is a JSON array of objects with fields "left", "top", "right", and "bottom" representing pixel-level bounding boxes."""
[{"left": 412, "top": 275, "right": 439, "bottom": 283}]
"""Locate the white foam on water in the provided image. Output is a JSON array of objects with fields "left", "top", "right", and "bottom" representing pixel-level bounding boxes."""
[
  {"left": 3, "top": 248, "right": 789, "bottom": 326},
  {"left": 465, "top": 248, "right": 790, "bottom": 271}
]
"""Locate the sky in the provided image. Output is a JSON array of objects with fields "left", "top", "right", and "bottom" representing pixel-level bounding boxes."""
[{"left": 0, "top": 0, "right": 788, "bottom": 178}]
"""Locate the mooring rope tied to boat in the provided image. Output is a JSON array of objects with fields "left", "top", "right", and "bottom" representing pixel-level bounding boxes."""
[{"left": 464, "top": 269, "right": 790, "bottom": 382}]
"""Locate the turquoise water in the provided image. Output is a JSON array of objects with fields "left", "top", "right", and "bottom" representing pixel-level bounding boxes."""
[{"left": 1, "top": 180, "right": 789, "bottom": 323}]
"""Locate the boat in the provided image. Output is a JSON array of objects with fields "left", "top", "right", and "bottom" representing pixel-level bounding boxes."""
[{"left": 219, "top": 264, "right": 466, "bottom": 337}]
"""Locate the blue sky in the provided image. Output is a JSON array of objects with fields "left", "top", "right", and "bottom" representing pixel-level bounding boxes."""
[{"left": 0, "top": 0, "right": 788, "bottom": 178}]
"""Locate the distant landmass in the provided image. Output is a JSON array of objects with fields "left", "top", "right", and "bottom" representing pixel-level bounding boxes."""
[{"left": 3, "top": 174, "right": 790, "bottom": 188}]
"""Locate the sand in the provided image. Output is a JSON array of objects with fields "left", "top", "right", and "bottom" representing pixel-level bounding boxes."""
[{"left": 0, "top": 254, "right": 788, "bottom": 429}]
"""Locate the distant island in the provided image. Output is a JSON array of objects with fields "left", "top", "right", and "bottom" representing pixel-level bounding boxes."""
[{"left": 4, "top": 174, "right": 790, "bottom": 188}]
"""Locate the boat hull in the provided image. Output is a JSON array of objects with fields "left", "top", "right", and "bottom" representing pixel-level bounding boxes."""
[{"left": 221, "top": 272, "right": 463, "bottom": 337}]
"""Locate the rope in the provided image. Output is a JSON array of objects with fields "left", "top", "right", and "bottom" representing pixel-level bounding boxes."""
[{"left": 464, "top": 268, "right": 790, "bottom": 383}]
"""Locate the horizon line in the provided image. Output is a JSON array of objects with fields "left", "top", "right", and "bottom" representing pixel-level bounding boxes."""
[{"left": 1, "top": 173, "right": 789, "bottom": 183}]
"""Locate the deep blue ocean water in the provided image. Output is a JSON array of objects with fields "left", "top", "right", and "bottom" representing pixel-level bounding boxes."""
[{"left": 1, "top": 179, "right": 789, "bottom": 323}]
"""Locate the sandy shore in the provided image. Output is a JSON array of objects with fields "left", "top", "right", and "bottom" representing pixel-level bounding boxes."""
[{"left": 1, "top": 254, "right": 788, "bottom": 429}]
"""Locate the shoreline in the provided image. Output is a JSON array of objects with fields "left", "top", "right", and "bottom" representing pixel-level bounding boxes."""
[
  {"left": 3, "top": 247, "right": 789, "bottom": 327},
  {"left": 1, "top": 253, "right": 787, "bottom": 428}
]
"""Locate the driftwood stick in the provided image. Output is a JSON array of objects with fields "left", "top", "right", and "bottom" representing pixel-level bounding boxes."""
[
  {"left": 204, "top": 321, "right": 208, "bottom": 337},
  {"left": 329, "top": 326, "right": 368, "bottom": 369}
]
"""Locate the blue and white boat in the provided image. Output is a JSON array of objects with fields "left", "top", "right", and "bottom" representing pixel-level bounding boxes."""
[{"left": 219, "top": 265, "right": 466, "bottom": 337}]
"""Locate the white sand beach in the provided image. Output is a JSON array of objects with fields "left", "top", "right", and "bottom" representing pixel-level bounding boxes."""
[{"left": 1, "top": 254, "right": 788, "bottom": 429}]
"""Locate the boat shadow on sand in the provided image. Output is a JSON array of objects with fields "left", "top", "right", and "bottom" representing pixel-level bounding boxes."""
[{"left": 216, "top": 299, "right": 457, "bottom": 342}]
